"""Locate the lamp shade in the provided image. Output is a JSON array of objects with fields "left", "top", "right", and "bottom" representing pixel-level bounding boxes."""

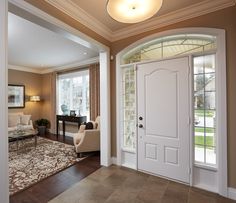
[
  {"left": 106, "top": 0, "right": 163, "bottom": 23},
  {"left": 30, "top": 96, "right": 40, "bottom": 102}
]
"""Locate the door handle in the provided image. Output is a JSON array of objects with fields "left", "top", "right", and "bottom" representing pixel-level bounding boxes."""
[{"left": 138, "top": 124, "right": 143, "bottom": 128}]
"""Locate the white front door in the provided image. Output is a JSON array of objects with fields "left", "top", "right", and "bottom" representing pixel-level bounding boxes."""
[{"left": 137, "top": 57, "right": 190, "bottom": 183}]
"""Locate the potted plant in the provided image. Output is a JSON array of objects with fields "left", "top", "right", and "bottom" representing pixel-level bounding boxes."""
[{"left": 35, "top": 118, "right": 50, "bottom": 136}]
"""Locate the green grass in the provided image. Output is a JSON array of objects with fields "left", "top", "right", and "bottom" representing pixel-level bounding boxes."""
[
  {"left": 195, "top": 127, "right": 214, "bottom": 133},
  {"left": 195, "top": 136, "right": 215, "bottom": 147},
  {"left": 195, "top": 109, "right": 215, "bottom": 117}
]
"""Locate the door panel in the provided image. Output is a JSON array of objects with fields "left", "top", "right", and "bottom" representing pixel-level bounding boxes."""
[{"left": 137, "top": 57, "right": 190, "bottom": 183}]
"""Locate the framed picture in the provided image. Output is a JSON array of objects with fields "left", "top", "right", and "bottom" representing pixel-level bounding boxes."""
[
  {"left": 70, "top": 110, "right": 76, "bottom": 116},
  {"left": 8, "top": 85, "right": 25, "bottom": 108}
]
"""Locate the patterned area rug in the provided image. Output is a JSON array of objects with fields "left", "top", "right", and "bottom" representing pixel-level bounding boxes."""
[{"left": 9, "top": 137, "right": 80, "bottom": 195}]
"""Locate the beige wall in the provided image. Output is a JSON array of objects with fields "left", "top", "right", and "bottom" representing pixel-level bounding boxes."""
[
  {"left": 110, "top": 6, "right": 236, "bottom": 188},
  {"left": 24, "top": 1, "right": 236, "bottom": 188},
  {"left": 41, "top": 73, "right": 53, "bottom": 129},
  {"left": 8, "top": 69, "right": 43, "bottom": 122}
]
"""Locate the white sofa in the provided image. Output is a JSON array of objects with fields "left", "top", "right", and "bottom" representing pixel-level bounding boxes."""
[{"left": 8, "top": 112, "right": 34, "bottom": 132}]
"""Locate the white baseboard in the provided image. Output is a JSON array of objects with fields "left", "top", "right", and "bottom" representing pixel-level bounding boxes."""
[
  {"left": 228, "top": 187, "right": 236, "bottom": 200},
  {"left": 111, "top": 157, "right": 117, "bottom": 165}
]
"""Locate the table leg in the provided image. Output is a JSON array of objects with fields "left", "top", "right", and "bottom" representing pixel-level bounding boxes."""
[
  {"left": 63, "top": 121, "right": 65, "bottom": 140},
  {"left": 35, "top": 135, "right": 37, "bottom": 149},
  {"left": 56, "top": 118, "right": 59, "bottom": 139}
]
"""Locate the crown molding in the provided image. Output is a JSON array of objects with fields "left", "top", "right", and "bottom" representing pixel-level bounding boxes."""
[
  {"left": 41, "top": 57, "right": 99, "bottom": 74},
  {"left": 113, "top": 0, "right": 236, "bottom": 41},
  {"left": 8, "top": 57, "right": 99, "bottom": 75},
  {"left": 45, "top": 0, "right": 113, "bottom": 40},
  {"left": 45, "top": 0, "right": 235, "bottom": 42},
  {"left": 8, "top": 64, "right": 44, "bottom": 74}
]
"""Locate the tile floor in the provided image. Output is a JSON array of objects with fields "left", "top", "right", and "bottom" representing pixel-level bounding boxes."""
[{"left": 49, "top": 165, "right": 235, "bottom": 203}]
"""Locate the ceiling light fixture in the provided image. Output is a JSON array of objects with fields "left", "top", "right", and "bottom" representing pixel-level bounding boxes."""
[{"left": 106, "top": 0, "right": 163, "bottom": 24}]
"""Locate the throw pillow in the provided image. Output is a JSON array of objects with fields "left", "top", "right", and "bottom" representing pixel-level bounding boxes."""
[
  {"left": 85, "top": 122, "right": 94, "bottom": 130},
  {"left": 8, "top": 115, "right": 20, "bottom": 127},
  {"left": 21, "top": 115, "right": 31, "bottom": 125}
]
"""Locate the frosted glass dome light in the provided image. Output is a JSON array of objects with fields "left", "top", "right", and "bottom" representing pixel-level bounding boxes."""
[{"left": 107, "top": 0, "right": 163, "bottom": 23}]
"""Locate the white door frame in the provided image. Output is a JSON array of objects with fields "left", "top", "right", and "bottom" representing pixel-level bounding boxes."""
[
  {"left": 116, "top": 28, "right": 227, "bottom": 197},
  {"left": 0, "top": 2, "right": 111, "bottom": 201},
  {"left": 0, "top": 1, "right": 9, "bottom": 203},
  {"left": 8, "top": 0, "right": 111, "bottom": 166}
]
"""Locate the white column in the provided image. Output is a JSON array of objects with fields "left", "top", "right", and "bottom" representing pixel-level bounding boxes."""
[
  {"left": 99, "top": 51, "right": 111, "bottom": 166},
  {"left": 0, "top": 0, "right": 9, "bottom": 202}
]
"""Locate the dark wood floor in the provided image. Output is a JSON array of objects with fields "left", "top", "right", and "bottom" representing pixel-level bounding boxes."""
[{"left": 10, "top": 133, "right": 101, "bottom": 203}]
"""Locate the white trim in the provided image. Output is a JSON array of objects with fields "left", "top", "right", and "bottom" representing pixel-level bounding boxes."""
[
  {"left": 44, "top": 0, "right": 235, "bottom": 42},
  {"left": 228, "top": 187, "right": 236, "bottom": 200},
  {"left": 113, "top": 0, "right": 235, "bottom": 41},
  {"left": 116, "top": 53, "right": 122, "bottom": 166},
  {"left": 189, "top": 55, "right": 194, "bottom": 187},
  {"left": 45, "top": 0, "right": 112, "bottom": 41},
  {"left": 216, "top": 30, "right": 228, "bottom": 197},
  {"left": 116, "top": 27, "right": 227, "bottom": 197},
  {"left": 8, "top": 57, "right": 99, "bottom": 74},
  {"left": 0, "top": 1, "right": 9, "bottom": 203},
  {"left": 194, "top": 183, "right": 218, "bottom": 193},
  {"left": 100, "top": 51, "right": 111, "bottom": 167},
  {"left": 8, "top": 64, "right": 43, "bottom": 74},
  {"left": 9, "top": 0, "right": 111, "bottom": 167},
  {"left": 111, "top": 157, "right": 117, "bottom": 165},
  {"left": 41, "top": 57, "right": 99, "bottom": 74}
]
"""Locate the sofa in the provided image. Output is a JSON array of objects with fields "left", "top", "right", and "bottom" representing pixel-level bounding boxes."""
[
  {"left": 73, "top": 116, "right": 100, "bottom": 156},
  {"left": 8, "top": 112, "right": 34, "bottom": 132}
]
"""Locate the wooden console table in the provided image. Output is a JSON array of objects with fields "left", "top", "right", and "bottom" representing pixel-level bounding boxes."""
[{"left": 56, "top": 115, "right": 87, "bottom": 139}]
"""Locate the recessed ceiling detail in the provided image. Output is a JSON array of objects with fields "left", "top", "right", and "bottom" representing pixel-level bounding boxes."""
[{"left": 45, "top": 0, "right": 235, "bottom": 41}]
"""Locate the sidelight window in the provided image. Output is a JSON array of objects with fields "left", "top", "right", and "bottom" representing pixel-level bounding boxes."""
[
  {"left": 194, "top": 54, "right": 216, "bottom": 166},
  {"left": 122, "top": 65, "right": 136, "bottom": 151}
]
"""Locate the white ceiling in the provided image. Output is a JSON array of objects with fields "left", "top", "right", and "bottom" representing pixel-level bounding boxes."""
[{"left": 8, "top": 12, "right": 99, "bottom": 70}]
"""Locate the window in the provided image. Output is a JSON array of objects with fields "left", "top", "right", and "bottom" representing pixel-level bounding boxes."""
[
  {"left": 194, "top": 54, "right": 216, "bottom": 166},
  {"left": 122, "top": 34, "right": 216, "bottom": 65},
  {"left": 122, "top": 65, "right": 136, "bottom": 151},
  {"left": 58, "top": 70, "right": 90, "bottom": 120}
]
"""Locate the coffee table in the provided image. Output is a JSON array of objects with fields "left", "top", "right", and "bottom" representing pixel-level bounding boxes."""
[{"left": 8, "top": 129, "right": 38, "bottom": 152}]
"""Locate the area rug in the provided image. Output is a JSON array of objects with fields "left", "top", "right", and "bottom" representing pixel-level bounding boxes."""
[{"left": 9, "top": 137, "right": 81, "bottom": 195}]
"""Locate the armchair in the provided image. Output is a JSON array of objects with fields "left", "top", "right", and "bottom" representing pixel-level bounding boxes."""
[{"left": 73, "top": 116, "right": 100, "bottom": 156}]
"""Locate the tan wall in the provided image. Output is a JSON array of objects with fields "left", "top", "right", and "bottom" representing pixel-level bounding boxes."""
[
  {"left": 24, "top": 1, "right": 236, "bottom": 188},
  {"left": 41, "top": 73, "right": 53, "bottom": 130},
  {"left": 110, "top": 6, "right": 236, "bottom": 188},
  {"left": 8, "top": 69, "right": 43, "bottom": 122}
]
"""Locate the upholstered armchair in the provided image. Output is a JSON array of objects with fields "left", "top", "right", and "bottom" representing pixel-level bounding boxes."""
[{"left": 73, "top": 116, "right": 100, "bottom": 156}]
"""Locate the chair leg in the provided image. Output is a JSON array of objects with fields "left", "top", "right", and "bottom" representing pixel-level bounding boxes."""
[{"left": 77, "top": 153, "right": 83, "bottom": 158}]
